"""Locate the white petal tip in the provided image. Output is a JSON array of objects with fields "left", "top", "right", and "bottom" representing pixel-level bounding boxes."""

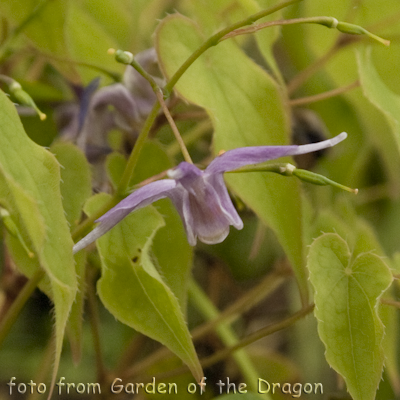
[{"left": 330, "top": 132, "right": 347, "bottom": 146}]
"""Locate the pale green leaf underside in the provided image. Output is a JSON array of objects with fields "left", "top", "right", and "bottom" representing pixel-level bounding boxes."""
[
  {"left": 156, "top": 15, "right": 307, "bottom": 301},
  {"left": 308, "top": 233, "right": 392, "bottom": 400},
  {"left": 51, "top": 141, "right": 92, "bottom": 229},
  {"left": 357, "top": 46, "right": 400, "bottom": 156},
  {"left": 0, "top": 89, "right": 76, "bottom": 395},
  {"left": 85, "top": 194, "right": 202, "bottom": 381}
]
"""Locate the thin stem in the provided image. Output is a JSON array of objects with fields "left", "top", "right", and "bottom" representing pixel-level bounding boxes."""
[
  {"left": 123, "top": 267, "right": 289, "bottom": 379},
  {"left": 289, "top": 80, "right": 360, "bottom": 106},
  {"left": 287, "top": 43, "right": 340, "bottom": 95},
  {"left": 164, "top": 0, "right": 304, "bottom": 94},
  {"left": 381, "top": 298, "right": 400, "bottom": 309},
  {"left": 191, "top": 268, "right": 288, "bottom": 340},
  {"left": 167, "top": 119, "right": 212, "bottom": 158},
  {"left": 137, "top": 303, "right": 314, "bottom": 383},
  {"left": 155, "top": 89, "right": 193, "bottom": 163},
  {"left": 0, "top": 269, "right": 45, "bottom": 348},
  {"left": 111, "top": 0, "right": 303, "bottom": 198},
  {"left": 199, "top": 303, "right": 315, "bottom": 370},
  {"left": 221, "top": 16, "right": 389, "bottom": 46},
  {"left": 116, "top": 102, "right": 161, "bottom": 195},
  {"left": 87, "top": 266, "right": 107, "bottom": 383},
  {"left": 221, "top": 16, "right": 338, "bottom": 41},
  {"left": 188, "top": 279, "right": 268, "bottom": 396}
]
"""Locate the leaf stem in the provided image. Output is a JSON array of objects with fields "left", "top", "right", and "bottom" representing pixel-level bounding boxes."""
[
  {"left": 220, "top": 16, "right": 390, "bottom": 46},
  {"left": 188, "top": 279, "right": 268, "bottom": 396},
  {"left": 199, "top": 303, "right": 315, "bottom": 370},
  {"left": 87, "top": 265, "right": 108, "bottom": 383},
  {"left": 163, "top": 0, "right": 304, "bottom": 95},
  {"left": 381, "top": 298, "right": 400, "bottom": 309},
  {"left": 287, "top": 42, "right": 340, "bottom": 95},
  {"left": 72, "top": 0, "right": 305, "bottom": 239},
  {"left": 289, "top": 80, "right": 360, "bottom": 106},
  {"left": 0, "top": 268, "right": 45, "bottom": 348},
  {"left": 116, "top": 102, "right": 161, "bottom": 195},
  {"left": 155, "top": 89, "right": 193, "bottom": 163},
  {"left": 136, "top": 297, "right": 314, "bottom": 384},
  {"left": 123, "top": 269, "right": 287, "bottom": 379}
]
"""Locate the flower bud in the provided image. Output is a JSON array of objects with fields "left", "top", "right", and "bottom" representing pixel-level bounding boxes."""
[{"left": 10, "top": 82, "right": 47, "bottom": 120}]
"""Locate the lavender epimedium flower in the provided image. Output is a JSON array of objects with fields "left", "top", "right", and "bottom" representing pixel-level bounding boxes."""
[
  {"left": 73, "top": 132, "right": 347, "bottom": 253},
  {"left": 56, "top": 49, "right": 163, "bottom": 154}
]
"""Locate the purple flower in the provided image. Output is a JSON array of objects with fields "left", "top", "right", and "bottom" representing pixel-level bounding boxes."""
[{"left": 73, "top": 132, "right": 347, "bottom": 253}]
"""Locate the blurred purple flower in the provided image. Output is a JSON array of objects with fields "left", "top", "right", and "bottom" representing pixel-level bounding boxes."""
[
  {"left": 73, "top": 132, "right": 347, "bottom": 253},
  {"left": 56, "top": 49, "right": 163, "bottom": 157}
]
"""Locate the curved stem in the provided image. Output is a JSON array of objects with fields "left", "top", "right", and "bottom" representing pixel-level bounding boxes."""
[
  {"left": 124, "top": 268, "right": 287, "bottom": 379},
  {"left": 188, "top": 279, "right": 268, "bottom": 396},
  {"left": 200, "top": 303, "right": 315, "bottom": 370},
  {"left": 87, "top": 265, "right": 107, "bottom": 383},
  {"left": 164, "top": 0, "right": 304, "bottom": 95},
  {"left": 116, "top": 102, "right": 161, "bottom": 195},
  {"left": 155, "top": 89, "right": 193, "bottom": 163},
  {"left": 289, "top": 80, "right": 360, "bottom": 106},
  {"left": 114, "top": 0, "right": 304, "bottom": 197},
  {"left": 0, "top": 269, "right": 45, "bottom": 348},
  {"left": 287, "top": 42, "right": 340, "bottom": 95},
  {"left": 135, "top": 303, "right": 315, "bottom": 383}
]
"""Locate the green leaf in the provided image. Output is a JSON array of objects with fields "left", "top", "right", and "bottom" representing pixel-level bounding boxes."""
[
  {"left": 106, "top": 152, "right": 127, "bottom": 190},
  {"left": 357, "top": 46, "right": 400, "bottom": 158},
  {"left": 51, "top": 142, "right": 92, "bottom": 228},
  {"left": 0, "top": 0, "right": 79, "bottom": 82},
  {"left": 105, "top": 141, "right": 193, "bottom": 308},
  {"left": 85, "top": 193, "right": 202, "bottom": 381},
  {"left": 0, "top": 90, "right": 77, "bottom": 396},
  {"left": 67, "top": 251, "right": 87, "bottom": 365},
  {"left": 308, "top": 233, "right": 392, "bottom": 400},
  {"left": 156, "top": 15, "right": 308, "bottom": 302},
  {"left": 66, "top": 1, "right": 122, "bottom": 83}
]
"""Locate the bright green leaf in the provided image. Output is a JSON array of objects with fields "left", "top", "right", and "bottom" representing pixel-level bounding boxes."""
[
  {"left": 308, "top": 233, "right": 392, "bottom": 400},
  {"left": 357, "top": 46, "right": 400, "bottom": 158},
  {"left": 66, "top": 1, "right": 122, "bottom": 84},
  {"left": 0, "top": 89, "right": 77, "bottom": 396},
  {"left": 85, "top": 193, "right": 202, "bottom": 381},
  {"left": 0, "top": 0, "right": 79, "bottom": 81},
  {"left": 105, "top": 141, "right": 193, "bottom": 308},
  {"left": 67, "top": 250, "right": 87, "bottom": 365},
  {"left": 156, "top": 14, "right": 308, "bottom": 302},
  {"left": 106, "top": 152, "right": 127, "bottom": 190},
  {"left": 51, "top": 142, "right": 92, "bottom": 228}
]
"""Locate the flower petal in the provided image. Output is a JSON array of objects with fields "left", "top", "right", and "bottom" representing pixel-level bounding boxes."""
[
  {"left": 73, "top": 179, "right": 177, "bottom": 254},
  {"left": 206, "top": 132, "right": 347, "bottom": 174},
  {"left": 204, "top": 173, "right": 243, "bottom": 230}
]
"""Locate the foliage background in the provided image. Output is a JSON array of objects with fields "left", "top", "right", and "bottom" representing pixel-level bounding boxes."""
[{"left": 0, "top": 1, "right": 400, "bottom": 399}]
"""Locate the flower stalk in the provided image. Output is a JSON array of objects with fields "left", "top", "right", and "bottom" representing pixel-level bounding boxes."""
[
  {"left": 229, "top": 161, "right": 358, "bottom": 194},
  {"left": 220, "top": 16, "right": 390, "bottom": 46}
]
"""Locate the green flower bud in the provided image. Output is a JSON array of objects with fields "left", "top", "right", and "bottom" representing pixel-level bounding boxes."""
[
  {"left": 336, "top": 21, "right": 390, "bottom": 46},
  {"left": 0, "top": 76, "right": 46, "bottom": 120},
  {"left": 293, "top": 169, "right": 358, "bottom": 194},
  {"left": 114, "top": 49, "right": 134, "bottom": 65}
]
